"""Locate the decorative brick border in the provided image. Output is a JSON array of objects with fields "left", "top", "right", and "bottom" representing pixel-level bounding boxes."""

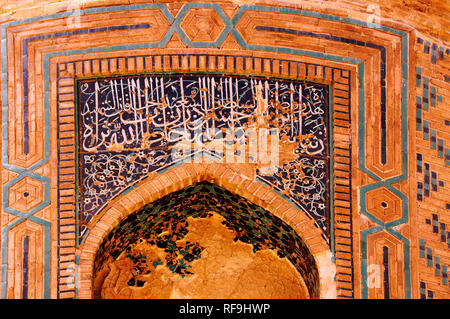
[{"left": 77, "top": 161, "right": 336, "bottom": 299}]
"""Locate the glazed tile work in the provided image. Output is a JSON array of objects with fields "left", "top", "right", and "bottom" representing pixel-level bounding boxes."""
[
  {"left": 78, "top": 75, "right": 329, "bottom": 242},
  {"left": 0, "top": 0, "right": 448, "bottom": 300},
  {"left": 93, "top": 181, "right": 319, "bottom": 298},
  {"left": 414, "top": 33, "right": 450, "bottom": 299}
]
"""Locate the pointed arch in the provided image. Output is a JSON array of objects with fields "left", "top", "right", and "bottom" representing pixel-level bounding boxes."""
[{"left": 77, "top": 160, "right": 336, "bottom": 298}]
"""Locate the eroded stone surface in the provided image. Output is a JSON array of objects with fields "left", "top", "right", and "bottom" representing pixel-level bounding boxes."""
[
  {"left": 96, "top": 212, "right": 309, "bottom": 299},
  {"left": 92, "top": 181, "right": 320, "bottom": 298}
]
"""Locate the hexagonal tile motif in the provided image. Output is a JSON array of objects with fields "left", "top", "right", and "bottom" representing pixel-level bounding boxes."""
[
  {"left": 366, "top": 187, "right": 402, "bottom": 224},
  {"left": 8, "top": 176, "right": 45, "bottom": 212},
  {"left": 180, "top": 8, "right": 226, "bottom": 43}
]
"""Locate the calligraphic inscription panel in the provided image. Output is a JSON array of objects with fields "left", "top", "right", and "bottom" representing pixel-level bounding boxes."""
[{"left": 78, "top": 75, "right": 329, "bottom": 242}]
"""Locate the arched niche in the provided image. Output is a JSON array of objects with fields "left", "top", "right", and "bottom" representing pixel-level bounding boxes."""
[
  {"left": 92, "top": 180, "right": 317, "bottom": 298},
  {"left": 77, "top": 162, "right": 336, "bottom": 299}
]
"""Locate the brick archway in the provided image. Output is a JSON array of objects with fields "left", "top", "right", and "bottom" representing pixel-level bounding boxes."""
[{"left": 77, "top": 159, "right": 336, "bottom": 298}]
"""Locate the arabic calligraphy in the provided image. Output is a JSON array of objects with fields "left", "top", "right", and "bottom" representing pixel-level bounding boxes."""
[
  {"left": 257, "top": 157, "right": 328, "bottom": 228},
  {"left": 78, "top": 75, "right": 329, "bottom": 239}
]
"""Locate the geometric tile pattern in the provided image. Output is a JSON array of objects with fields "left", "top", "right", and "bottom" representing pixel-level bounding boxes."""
[
  {"left": 366, "top": 231, "right": 406, "bottom": 298},
  {"left": 415, "top": 65, "right": 449, "bottom": 167},
  {"left": 417, "top": 37, "right": 450, "bottom": 65},
  {"left": 7, "top": 177, "right": 45, "bottom": 213},
  {"left": 424, "top": 215, "right": 449, "bottom": 248},
  {"left": 419, "top": 239, "right": 449, "bottom": 289},
  {"left": 180, "top": 8, "right": 226, "bottom": 43},
  {"left": 414, "top": 30, "right": 450, "bottom": 299},
  {"left": 365, "top": 187, "right": 402, "bottom": 224}
]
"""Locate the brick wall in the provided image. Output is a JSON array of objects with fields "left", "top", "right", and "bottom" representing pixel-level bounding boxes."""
[{"left": 414, "top": 31, "right": 449, "bottom": 299}]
